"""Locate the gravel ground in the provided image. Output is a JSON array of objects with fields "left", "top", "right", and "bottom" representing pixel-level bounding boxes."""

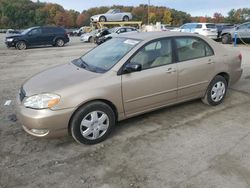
[{"left": 1, "top": 33, "right": 250, "bottom": 188}]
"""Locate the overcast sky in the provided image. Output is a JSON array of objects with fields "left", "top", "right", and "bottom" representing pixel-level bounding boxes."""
[{"left": 34, "top": 0, "right": 250, "bottom": 16}]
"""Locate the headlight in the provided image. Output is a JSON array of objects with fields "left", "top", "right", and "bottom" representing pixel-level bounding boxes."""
[
  {"left": 6, "top": 38, "right": 14, "bottom": 42},
  {"left": 23, "top": 93, "right": 60, "bottom": 109}
]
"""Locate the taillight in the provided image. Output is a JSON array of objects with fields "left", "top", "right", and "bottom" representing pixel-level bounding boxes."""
[{"left": 238, "top": 54, "right": 242, "bottom": 61}]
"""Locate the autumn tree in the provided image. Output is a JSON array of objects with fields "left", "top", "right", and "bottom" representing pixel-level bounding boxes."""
[
  {"left": 149, "top": 12, "right": 157, "bottom": 24},
  {"left": 54, "top": 11, "right": 74, "bottom": 28},
  {"left": 163, "top": 10, "right": 172, "bottom": 24},
  {"left": 226, "top": 8, "right": 250, "bottom": 23},
  {"left": 199, "top": 16, "right": 207, "bottom": 22},
  {"left": 213, "top": 12, "right": 224, "bottom": 23},
  {"left": 76, "top": 13, "right": 88, "bottom": 27}
]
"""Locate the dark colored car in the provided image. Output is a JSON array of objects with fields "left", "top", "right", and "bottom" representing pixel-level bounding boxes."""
[
  {"left": 5, "top": 26, "right": 70, "bottom": 50},
  {"left": 6, "top": 29, "right": 21, "bottom": 35},
  {"left": 94, "top": 29, "right": 111, "bottom": 44},
  {"left": 95, "top": 27, "right": 138, "bottom": 45}
]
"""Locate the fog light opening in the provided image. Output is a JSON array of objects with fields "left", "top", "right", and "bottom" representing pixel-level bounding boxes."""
[
  {"left": 30, "top": 129, "right": 49, "bottom": 135},
  {"left": 23, "top": 125, "right": 49, "bottom": 137}
]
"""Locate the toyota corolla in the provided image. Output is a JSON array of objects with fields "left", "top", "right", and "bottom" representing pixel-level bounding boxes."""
[{"left": 16, "top": 32, "right": 242, "bottom": 145}]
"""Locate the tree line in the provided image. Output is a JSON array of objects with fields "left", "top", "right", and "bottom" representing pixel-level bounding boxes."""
[{"left": 0, "top": 0, "right": 250, "bottom": 29}]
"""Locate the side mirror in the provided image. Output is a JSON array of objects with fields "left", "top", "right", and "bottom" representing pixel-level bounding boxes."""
[{"left": 123, "top": 63, "right": 142, "bottom": 73}]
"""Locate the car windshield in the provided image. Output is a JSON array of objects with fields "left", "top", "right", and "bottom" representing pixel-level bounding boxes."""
[
  {"left": 21, "top": 28, "right": 33, "bottom": 34},
  {"left": 108, "top": 27, "right": 118, "bottom": 33},
  {"left": 106, "top": 9, "right": 114, "bottom": 14},
  {"left": 77, "top": 38, "right": 140, "bottom": 73}
]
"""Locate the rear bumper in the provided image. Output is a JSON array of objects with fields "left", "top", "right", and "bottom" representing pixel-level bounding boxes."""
[{"left": 230, "top": 68, "right": 243, "bottom": 85}]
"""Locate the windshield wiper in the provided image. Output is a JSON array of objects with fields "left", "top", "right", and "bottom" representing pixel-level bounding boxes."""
[{"left": 79, "top": 58, "right": 89, "bottom": 69}]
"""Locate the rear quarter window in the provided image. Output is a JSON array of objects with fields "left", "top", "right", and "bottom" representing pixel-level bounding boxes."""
[
  {"left": 196, "top": 24, "right": 202, "bottom": 28},
  {"left": 206, "top": 24, "right": 216, "bottom": 29}
]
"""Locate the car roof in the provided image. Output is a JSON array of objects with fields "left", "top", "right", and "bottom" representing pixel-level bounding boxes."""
[
  {"left": 185, "top": 23, "right": 215, "bottom": 25},
  {"left": 240, "top": 22, "right": 250, "bottom": 25},
  {"left": 117, "top": 31, "right": 202, "bottom": 41}
]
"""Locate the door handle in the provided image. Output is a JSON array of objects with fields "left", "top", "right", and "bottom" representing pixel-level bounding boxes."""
[
  {"left": 165, "top": 68, "right": 176, "bottom": 74},
  {"left": 207, "top": 59, "right": 215, "bottom": 65}
]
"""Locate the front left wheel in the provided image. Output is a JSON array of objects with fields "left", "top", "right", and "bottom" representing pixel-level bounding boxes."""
[
  {"left": 70, "top": 101, "right": 116, "bottom": 145},
  {"left": 16, "top": 41, "right": 27, "bottom": 50},
  {"left": 99, "top": 16, "right": 107, "bottom": 22}
]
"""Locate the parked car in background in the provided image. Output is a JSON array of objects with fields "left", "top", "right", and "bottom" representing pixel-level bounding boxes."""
[
  {"left": 5, "top": 26, "right": 69, "bottom": 50},
  {"left": 17, "top": 32, "right": 242, "bottom": 144},
  {"left": 71, "top": 27, "right": 86, "bottom": 36},
  {"left": 6, "top": 29, "right": 21, "bottom": 36},
  {"left": 161, "top": 24, "right": 170, "bottom": 31},
  {"left": 80, "top": 29, "right": 101, "bottom": 43},
  {"left": 215, "top": 23, "right": 235, "bottom": 38},
  {"left": 221, "top": 22, "right": 250, "bottom": 44},
  {"left": 90, "top": 9, "right": 133, "bottom": 22},
  {"left": 172, "top": 23, "right": 218, "bottom": 40},
  {"left": 96, "top": 26, "right": 138, "bottom": 45},
  {"left": 94, "top": 28, "right": 111, "bottom": 44}
]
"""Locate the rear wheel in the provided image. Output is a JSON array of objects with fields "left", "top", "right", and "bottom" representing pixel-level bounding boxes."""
[
  {"left": 16, "top": 41, "right": 27, "bottom": 50},
  {"left": 202, "top": 75, "right": 228, "bottom": 106},
  {"left": 123, "top": 16, "right": 129, "bottom": 21},
  {"left": 56, "top": 39, "right": 65, "bottom": 47},
  {"left": 222, "top": 34, "right": 232, "bottom": 44},
  {"left": 70, "top": 101, "right": 116, "bottom": 145}
]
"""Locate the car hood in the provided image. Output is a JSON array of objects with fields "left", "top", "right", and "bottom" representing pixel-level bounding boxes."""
[
  {"left": 6, "top": 34, "right": 23, "bottom": 38},
  {"left": 22, "top": 63, "right": 100, "bottom": 96},
  {"left": 91, "top": 14, "right": 102, "bottom": 18}
]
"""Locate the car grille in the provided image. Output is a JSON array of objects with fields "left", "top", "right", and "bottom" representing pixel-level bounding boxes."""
[{"left": 19, "top": 86, "right": 26, "bottom": 102}]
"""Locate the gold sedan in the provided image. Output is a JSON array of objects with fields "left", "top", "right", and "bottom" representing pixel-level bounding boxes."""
[{"left": 16, "top": 32, "right": 243, "bottom": 144}]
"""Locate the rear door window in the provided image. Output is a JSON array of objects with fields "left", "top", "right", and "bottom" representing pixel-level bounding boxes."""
[{"left": 175, "top": 37, "right": 214, "bottom": 62}]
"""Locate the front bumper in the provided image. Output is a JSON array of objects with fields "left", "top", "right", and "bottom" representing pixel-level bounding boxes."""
[
  {"left": 90, "top": 17, "right": 99, "bottom": 22},
  {"left": 5, "top": 41, "right": 16, "bottom": 48},
  {"left": 16, "top": 104, "right": 75, "bottom": 138}
]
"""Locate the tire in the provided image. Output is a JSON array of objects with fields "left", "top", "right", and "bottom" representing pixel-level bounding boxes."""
[
  {"left": 70, "top": 101, "right": 116, "bottom": 145},
  {"left": 55, "top": 38, "right": 65, "bottom": 47},
  {"left": 99, "top": 16, "right": 107, "bottom": 22},
  {"left": 123, "top": 16, "right": 129, "bottom": 21},
  {"left": 16, "top": 41, "right": 27, "bottom": 50},
  {"left": 222, "top": 34, "right": 232, "bottom": 44},
  {"left": 202, "top": 75, "right": 228, "bottom": 106}
]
